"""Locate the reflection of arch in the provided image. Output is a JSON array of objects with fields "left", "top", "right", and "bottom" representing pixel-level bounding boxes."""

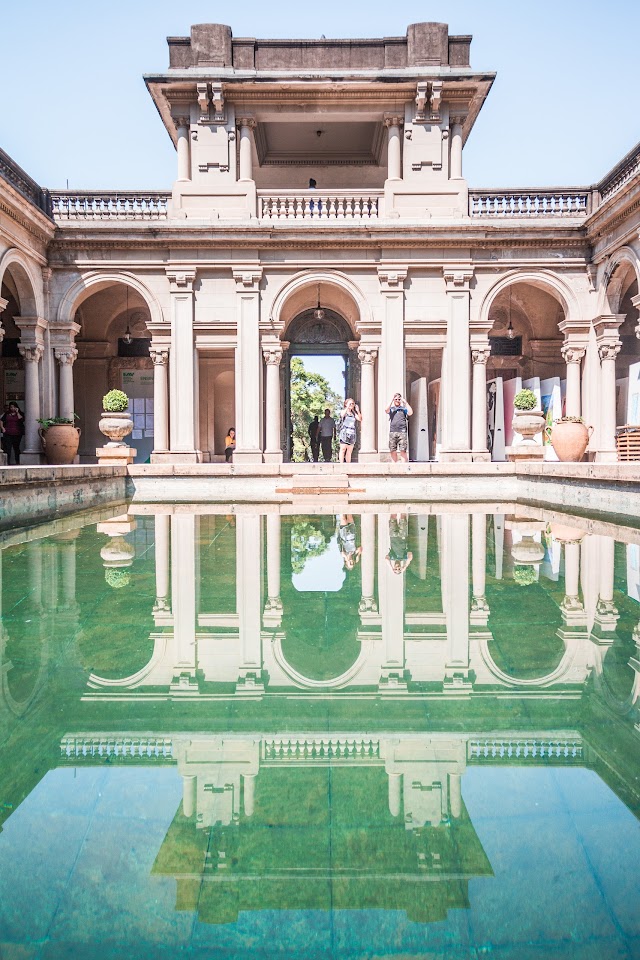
[
  {"left": 478, "top": 634, "right": 588, "bottom": 688},
  {"left": 272, "top": 634, "right": 375, "bottom": 689},
  {"left": 270, "top": 271, "right": 370, "bottom": 336},
  {"left": 57, "top": 272, "right": 165, "bottom": 328},
  {"left": 87, "top": 634, "right": 168, "bottom": 689},
  {"left": 598, "top": 246, "right": 640, "bottom": 314},
  {"left": 591, "top": 642, "right": 640, "bottom": 716},
  {"left": 479, "top": 270, "right": 578, "bottom": 328},
  {"left": 0, "top": 248, "right": 43, "bottom": 316}
]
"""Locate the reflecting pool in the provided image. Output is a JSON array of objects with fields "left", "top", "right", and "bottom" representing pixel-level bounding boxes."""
[{"left": 1, "top": 504, "right": 640, "bottom": 958}]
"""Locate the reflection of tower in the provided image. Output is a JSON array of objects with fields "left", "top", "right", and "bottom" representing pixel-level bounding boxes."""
[
  {"left": 382, "top": 737, "right": 466, "bottom": 827},
  {"left": 441, "top": 514, "right": 472, "bottom": 691},
  {"left": 174, "top": 736, "right": 260, "bottom": 827}
]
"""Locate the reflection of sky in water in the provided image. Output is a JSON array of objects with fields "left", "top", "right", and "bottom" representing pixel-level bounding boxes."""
[{"left": 292, "top": 532, "right": 345, "bottom": 592}]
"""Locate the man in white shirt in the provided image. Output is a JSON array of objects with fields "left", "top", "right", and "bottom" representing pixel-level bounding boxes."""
[{"left": 318, "top": 408, "right": 336, "bottom": 462}]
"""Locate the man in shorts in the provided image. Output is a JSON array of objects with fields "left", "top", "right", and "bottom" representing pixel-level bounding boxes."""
[
  {"left": 384, "top": 392, "right": 413, "bottom": 462},
  {"left": 318, "top": 408, "right": 336, "bottom": 462}
]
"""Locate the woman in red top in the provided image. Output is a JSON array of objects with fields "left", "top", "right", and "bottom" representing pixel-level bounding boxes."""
[{"left": 0, "top": 402, "right": 25, "bottom": 464}]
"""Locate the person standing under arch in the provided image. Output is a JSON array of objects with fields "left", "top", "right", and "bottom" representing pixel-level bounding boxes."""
[
  {"left": 338, "top": 398, "right": 361, "bottom": 463},
  {"left": 385, "top": 393, "right": 413, "bottom": 462}
]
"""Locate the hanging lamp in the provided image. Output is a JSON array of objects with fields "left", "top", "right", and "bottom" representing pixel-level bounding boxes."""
[
  {"left": 122, "top": 285, "right": 133, "bottom": 344},
  {"left": 506, "top": 286, "right": 515, "bottom": 339},
  {"left": 313, "top": 283, "right": 325, "bottom": 321}
]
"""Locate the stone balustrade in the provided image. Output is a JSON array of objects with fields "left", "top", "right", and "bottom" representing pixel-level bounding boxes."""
[
  {"left": 0, "top": 146, "right": 52, "bottom": 216},
  {"left": 467, "top": 737, "right": 583, "bottom": 761},
  {"left": 598, "top": 143, "right": 640, "bottom": 203},
  {"left": 60, "top": 735, "right": 174, "bottom": 759},
  {"left": 262, "top": 736, "right": 381, "bottom": 761},
  {"left": 51, "top": 191, "right": 170, "bottom": 220},
  {"left": 259, "top": 190, "right": 380, "bottom": 221},
  {"left": 469, "top": 189, "right": 590, "bottom": 217}
]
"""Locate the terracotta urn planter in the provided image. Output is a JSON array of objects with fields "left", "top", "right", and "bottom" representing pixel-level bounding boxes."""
[
  {"left": 39, "top": 423, "right": 81, "bottom": 465},
  {"left": 547, "top": 419, "right": 592, "bottom": 462},
  {"left": 98, "top": 410, "right": 134, "bottom": 446}
]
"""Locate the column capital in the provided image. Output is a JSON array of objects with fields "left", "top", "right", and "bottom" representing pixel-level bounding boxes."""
[
  {"left": 0, "top": 297, "right": 8, "bottom": 313},
  {"left": 173, "top": 115, "right": 190, "bottom": 131},
  {"left": 237, "top": 117, "right": 257, "bottom": 130},
  {"left": 19, "top": 343, "right": 44, "bottom": 363},
  {"left": 358, "top": 345, "right": 378, "bottom": 364},
  {"left": 443, "top": 266, "right": 474, "bottom": 291},
  {"left": 377, "top": 267, "right": 407, "bottom": 290},
  {"left": 561, "top": 343, "right": 586, "bottom": 364},
  {"left": 233, "top": 269, "right": 262, "bottom": 290},
  {"left": 166, "top": 270, "right": 196, "bottom": 292},
  {"left": 150, "top": 346, "right": 170, "bottom": 365},
  {"left": 384, "top": 115, "right": 404, "bottom": 128},
  {"left": 263, "top": 344, "right": 283, "bottom": 365},
  {"left": 54, "top": 346, "right": 78, "bottom": 365},
  {"left": 471, "top": 346, "right": 491, "bottom": 365},
  {"left": 598, "top": 340, "right": 621, "bottom": 362}
]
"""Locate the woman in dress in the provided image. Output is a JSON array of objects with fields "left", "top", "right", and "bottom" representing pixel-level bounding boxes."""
[
  {"left": 225, "top": 427, "right": 236, "bottom": 463},
  {"left": 0, "top": 402, "right": 25, "bottom": 465},
  {"left": 337, "top": 398, "right": 362, "bottom": 463}
]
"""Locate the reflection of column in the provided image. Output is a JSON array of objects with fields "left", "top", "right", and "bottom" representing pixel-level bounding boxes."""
[
  {"left": 19, "top": 343, "right": 44, "bottom": 460},
  {"left": 385, "top": 116, "right": 402, "bottom": 180},
  {"left": 243, "top": 774, "right": 256, "bottom": 817},
  {"left": 471, "top": 344, "right": 490, "bottom": 459},
  {"left": 441, "top": 513, "right": 471, "bottom": 688},
  {"left": 378, "top": 516, "right": 406, "bottom": 688},
  {"left": 238, "top": 118, "right": 256, "bottom": 181},
  {"left": 441, "top": 268, "right": 473, "bottom": 460},
  {"left": 358, "top": 346, "right": 378, "bottom": 458},
  {"left": 449, "top": 773, "right": 462, "bottom": 818},
  {"left": 60, "top": 536, "right": 77, "bottom": 607},
  {"left": 263, "top": 344, "right": 284, "bottom": 462},
  {"left": 183, "top": 775, "right": 197, "bottom": 817},
  {"left": 167, "top": 271, "right": 197, "bottom": 460},
  {"left": 234, "top": 270, "right": 263, "bottom": 462},
  {"left": 471, "top": 513, "right": 490, "bottom": 625},
  {"left": 594, "top": 536, "right": 619, "bottom": 634},
  {"left": 359, "top": 513, "right": 377, "bottom": 616},
  {"left": 388, "top": 773, "right": 402, "bottom": 817},
  {"left": 175, "top": 116, "right": 191, "bottom": 182},
  {"left": 54, "top": 347, "right": 77, "bottom": 421},
  {"left": 150, "top": 346, "right": 169, "bottom": 455},
  {"left": 264, "top": 513, "right": 282, "bottom": 627},
  {"left": 561, "top": 344, "right": 585, "bottom": 418},
  {"left": 170, "top": 513, "right": 197, "bottom": 687},
  {"left": 237, "top": 514, "right": 264, "bottom": 691},
  {"left": 27, "top": 540, "right": 43, "bottom": 614},
  {"left": 154, "top": 513, "right": 170, "bottom": 612},
  {"left": 561, "top": 540, "right": 585, "bottom": 626}
]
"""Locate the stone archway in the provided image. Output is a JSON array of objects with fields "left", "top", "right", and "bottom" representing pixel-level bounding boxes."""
[{"left": 283, "top": 308, "right": 359, "bottom": 462}]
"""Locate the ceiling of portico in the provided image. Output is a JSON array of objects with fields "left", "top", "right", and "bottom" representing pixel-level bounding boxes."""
[
  {"left": 74, "top": 286, "right": 150, "bottom": 341},
  {"left": 255, "top": 120, "right": 385, "bottom": 166},
  {"left": 488, "top": 283, "right": 565, "bottom": 340}
]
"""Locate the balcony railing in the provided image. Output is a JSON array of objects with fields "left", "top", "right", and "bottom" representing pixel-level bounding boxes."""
[
  {"left": 259, "top": 190, "right": 381, "bottom": 221},
  {"left": 51, "top": 191, "right": 170, "bottom": 221},
  {"left": 0, "top": 147, "right": 52, "bottom": 217},
  {"left": 469, "top": 189, "right": 590, "bottom": 218},
  {"left": 598, "top": 142, "right": 640, "bottom": 203}
]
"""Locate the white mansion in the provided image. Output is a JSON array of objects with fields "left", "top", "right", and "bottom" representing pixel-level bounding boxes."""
[{"left": 0, "top": 21, "right": 639, "bottom": 464}]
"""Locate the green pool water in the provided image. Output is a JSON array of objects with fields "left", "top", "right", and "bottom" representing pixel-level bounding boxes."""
[{"left": 1, "top": 505, "right": 640, "bottom": 958}]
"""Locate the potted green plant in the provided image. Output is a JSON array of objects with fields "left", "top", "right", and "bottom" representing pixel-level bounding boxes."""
[
  {"left": 99, "top": 389, "right": 133, "bottom": 445},
  {"left": 545, "top": 415, "right": 593, "bottom": 462},
  {"left": 510, "top": 388, "right": 545, "bottom": 459},
  {"left": 37, "top": 414, "right": 81, "bottom": 465}
]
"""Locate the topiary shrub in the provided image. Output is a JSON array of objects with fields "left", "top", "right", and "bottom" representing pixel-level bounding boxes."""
[
  {"left": 513, "top": 388, "right": 537, "bottom": 411},
  {"left": 102, "top": 389, "right": 129, "bottom": 413}
]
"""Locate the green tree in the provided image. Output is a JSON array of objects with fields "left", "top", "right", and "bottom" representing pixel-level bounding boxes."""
[{"left": 290, "top": 357, "right": 342, "bottom": 461}]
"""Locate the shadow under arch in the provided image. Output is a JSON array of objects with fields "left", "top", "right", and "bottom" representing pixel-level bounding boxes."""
[
  {"left": 269, "top": 270, "right": 370, "bottom": 338},
  {"left": 598, "top": 245, "right": 640, "bottom": 315},
  {"left": 478, "top": 269, "right": 579, "bottom": 329},
  {"left": 56, "top": 271, "right": 165, "bottom": 328},
  {"left": 0, "top": 247, "right": 43, "bottom": 317}
]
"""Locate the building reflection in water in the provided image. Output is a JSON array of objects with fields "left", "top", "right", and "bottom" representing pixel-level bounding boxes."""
[{"left": 0, "top": 504, "right": 640, "bottom": 931}]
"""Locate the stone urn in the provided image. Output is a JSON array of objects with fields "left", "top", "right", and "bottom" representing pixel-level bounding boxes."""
[
  {"left": 39, "top": 423, "right": 81, "bottom": 465},
  {"left": 509, "top": 409, "right": 545, "bottom": 461},
  {"left": 98, "top": 410, "right": 134, "bottom": 446},
  {"left": 511, "top": 535, "right": 545, "bottom": 565},
  {"left": 100, "top": 535, "right": 135, "bottom": 568},
  {"left": 547, "top": 418, "right": 592, "bottom": 462}
]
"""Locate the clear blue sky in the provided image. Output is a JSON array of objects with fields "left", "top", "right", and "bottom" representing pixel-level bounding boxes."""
[{"left": 1, "top": 0, "right": 638, "bottom": 190}]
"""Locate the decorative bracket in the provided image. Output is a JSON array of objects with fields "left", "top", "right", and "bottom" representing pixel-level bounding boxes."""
[
  {"left": 166, "top": 270, "right": 196, "bottom": 292},
  {"left": 233, "top": 269, "right": 262, "bottom": 290},
  {"left": 378, "top": 268, "right": 407, "bottom": 291},
  {"left": 415, "top": 82, "right": 429, "bottom": 122},
  {"left": 429, "top": 81, "right": 443, "bottom": 122},
  {"left": 443, "top": 267, "right": 474, "bottom": 291},
  {"left": 198, "top": 162, "right": 229, "bottom": 174},
  {"left": 197, "top": 83, "right": 210, "bottom": 122}
]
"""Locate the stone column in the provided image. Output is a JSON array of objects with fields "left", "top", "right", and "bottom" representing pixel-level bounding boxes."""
[
  {"left": 154, "top": 513, "right": 170, "bottom": 613},
  {"left": 18, "top": 343, "right": 44, "bottom": 462},
  {"left": 441, "top": 268, "right": 473, "bottom": 460},
  {"left": 264, "top": 512, "right": 282, "bottom": 627},
  {"left": 234, "top": 270, "right": 263, "bottom": 462},
  {"left": 238, "top": 118, "right": 256, "bottom": 182},
  {"left": 54, "top": 347, "right": 77, "bottom": 421},
  {"left": 561, "top": 344, "right": 586, "bottom": 419},
  {"left": 358, "top": 346, "right": 378, "bottom": 459},
  {"left": 263, "top": 342, "right": 284, "bottom": 463},
  {"left": 176, "top": 116, "right": 191, "bottom": 182},
  {"left": 167, "top": 271, "right": 197, "bottom": 461},
  {"left": 471, "top": 512, "right": 490, "bottom": 625},
  {"left": 149, "top": 345, "right": 170, "bottom": 456},
  {"left": 471, "top": 343, "right": 491, "bottom": 459},
  {"left": 450, "top": 120, "right": 464, "bottom": 179},
  {"left": 597, "top": 339, "right": 622, "bottom": 463},
  {"left": 377, "top": 269, "right": 407, "bottom": 456},
  {"left": 385, "top": 117, "right": 403, "bottom": 181}
]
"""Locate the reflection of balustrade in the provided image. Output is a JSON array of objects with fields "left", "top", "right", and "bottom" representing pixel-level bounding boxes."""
[
  {"left": 262, "top": 736, "right": 380, "bottom": 762},
  {"left": 51, "top": 191, "right": 170, "bottom": 220},
  {"left": 60, "top": 736, "right": 173, "bottom": 759},
  {"left": 469, "top": 190, "right": 590, "bottom": 217},
  {"left": 468, "top": 737, "right": 583, "bottom": 761},
  {"left": 259, "top": 191, "right": 380, "bottom": 221}
]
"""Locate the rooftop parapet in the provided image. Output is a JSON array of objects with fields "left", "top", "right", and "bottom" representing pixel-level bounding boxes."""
[{"left": 167, "top": 22, "right": 471, "bottom": 72}]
